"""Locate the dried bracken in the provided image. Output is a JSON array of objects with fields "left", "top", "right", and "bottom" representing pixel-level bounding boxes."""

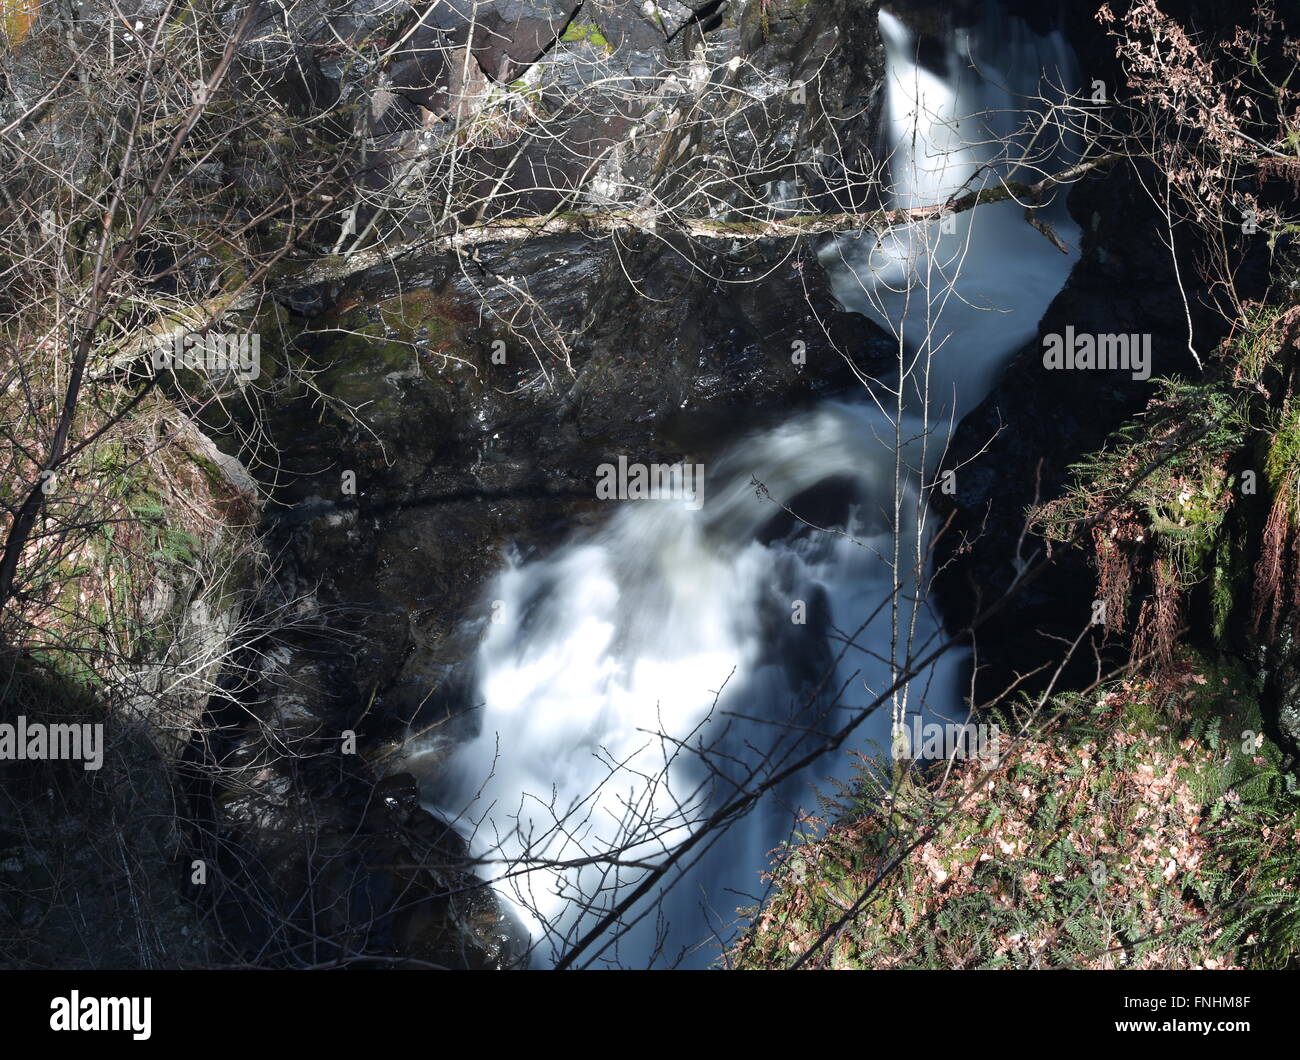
[{"left": 735, "top": 665, "right": 1297, "bottom": 969}]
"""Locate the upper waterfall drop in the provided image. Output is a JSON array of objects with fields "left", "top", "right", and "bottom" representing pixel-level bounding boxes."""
[{"left": 823, "top": 5, "right": 1081, "bottom": 425}]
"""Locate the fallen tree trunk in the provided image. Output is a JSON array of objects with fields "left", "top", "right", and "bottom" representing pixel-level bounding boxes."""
[{"left": 101, "top": 152, "right": 1120, "bottom": 372}]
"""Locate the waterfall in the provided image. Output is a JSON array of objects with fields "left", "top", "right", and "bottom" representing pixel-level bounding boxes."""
[
  {"left": 823, "top": 4, "right": 1080, "bottom": 422},
  {"left": 419, "top": 1, "right": 1081, "bottom": 968}
]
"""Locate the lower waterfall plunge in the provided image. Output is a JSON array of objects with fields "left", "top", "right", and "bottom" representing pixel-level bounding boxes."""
[{"left": 419, "top": 2, "right": 1083, "bottom": 967}]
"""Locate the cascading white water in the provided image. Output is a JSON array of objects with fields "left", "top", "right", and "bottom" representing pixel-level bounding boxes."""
[
  {"left": 421, "top": 2, "right": 1082, "bottom": 967},
  {"left": 824, "top": 4, "right": 1080, "bottom": 426}
]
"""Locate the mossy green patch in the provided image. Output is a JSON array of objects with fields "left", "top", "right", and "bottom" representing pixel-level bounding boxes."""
[
  {"left": 299, "top": 288, "right": 476, "bottom": 430},
  {"left": 560, "top": 21, "right": 610, "bottom": 50},
  {"left": 1264, "top": 405, "right": 1300, "bottom": 498}
]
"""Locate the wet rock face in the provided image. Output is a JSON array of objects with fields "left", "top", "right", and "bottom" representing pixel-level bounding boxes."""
[
  {"left": 200, "top": 747, "right": 528, "bottom": 967},
  {"left": 395, "top": 0, "right": 584, "bottom": 82},
  {"left": 933, "top": 156, "right": 1227, "bottom": 702},
  {"left": 566, "top": 235, "right": 891, "bottom": 452},
  {"left": 315, "top": 0, "right": 887, "bottom": 231},
  {"left": 321, "top": 0, "right": 689, "bottom": 232},
  {"left": 729, "top": 0, "right": 883, "bottom": 215}
]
